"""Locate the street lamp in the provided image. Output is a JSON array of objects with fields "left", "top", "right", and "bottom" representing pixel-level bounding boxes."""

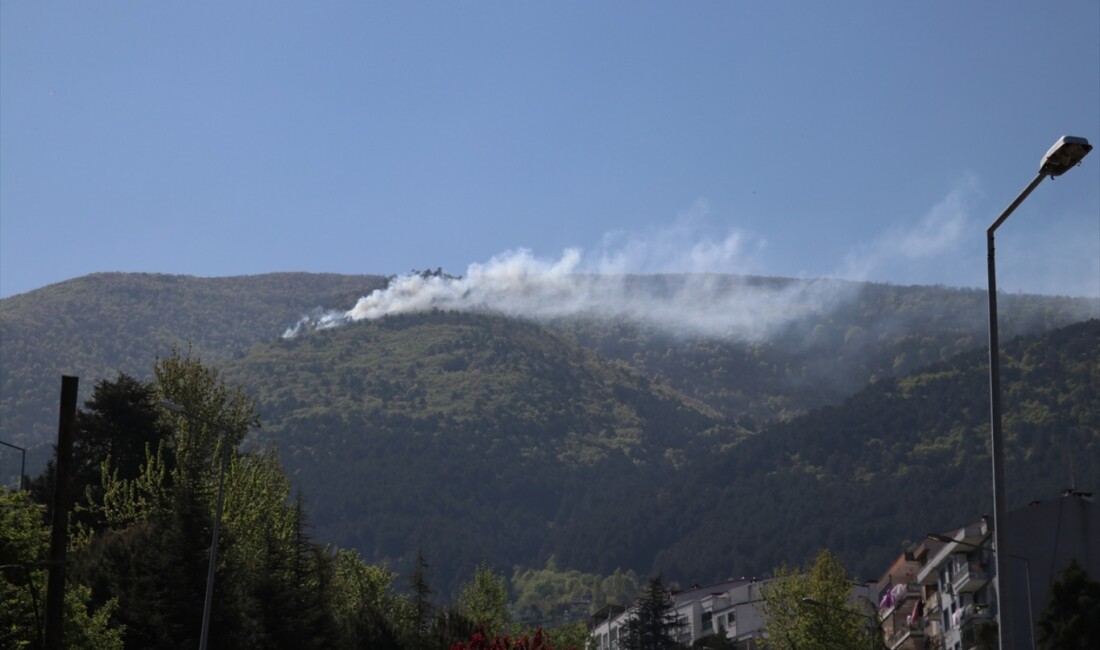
[
  {"left": 160, "top": 399, "right": 231, "bottom": 650},
  {"left": 0, "top": 440, "right": 27, "bottom": 490},
  {"left": 800, "top": 597, "right": 878, "bottom": 650},
  {"left": 986, "top": 135, "right": 1091, "bottom": 650}
]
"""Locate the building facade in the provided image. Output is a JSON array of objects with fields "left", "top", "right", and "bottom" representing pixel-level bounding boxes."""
[
  {"left": 591, "top": 577, "right": 875, "bottom": 650},
  {"left": 900, "top": 491, "right": 1097, "bottom": 650}
]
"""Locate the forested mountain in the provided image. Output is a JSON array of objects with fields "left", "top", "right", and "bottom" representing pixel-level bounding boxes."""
[
  {"left": 225, "top": 310, "right": 730, "bottom": 593},
  {"left": 1, "top": 272, "right": 386, "bottom": 451},
  {"left": 645, "top": 318, "right": 1100, "bottom": 582},
  {"left": 1, "top": 272, "right": 1097, "bottom": 595}
]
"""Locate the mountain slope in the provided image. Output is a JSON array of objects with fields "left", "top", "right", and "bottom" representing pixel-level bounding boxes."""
[
  {"left": 647, "top": 319, "right": 1100, "bottom": 582},
  {"left": 1, "top": 272, "right": 386, "bottom": 447},
  {"left": 226, "top": 310, "right": 731, "bottom": 592},
  {"left": 2, "top": 272, "right": 1097, "bottom": 592}
]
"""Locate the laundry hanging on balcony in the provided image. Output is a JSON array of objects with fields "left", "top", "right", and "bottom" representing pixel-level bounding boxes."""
[{"left": 907, "top": 598, "right": 924, "bottom": 627}]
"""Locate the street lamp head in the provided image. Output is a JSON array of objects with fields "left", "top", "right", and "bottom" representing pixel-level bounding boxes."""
[
  {"left": 925, "top": 533, "right": 958, "bottom": 545},
  {"left": 159, "top": 399, "right": 185, "bottom": 413},
  {"left": 1039, "top": 135, "right": 1092, "bottom": 177}
]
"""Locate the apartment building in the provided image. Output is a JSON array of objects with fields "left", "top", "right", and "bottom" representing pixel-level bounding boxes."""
[
  {"left": 897, "top": 490, "right": 1098, "bottom": 650},
  {"left": 915, "top": 521, "right": 996, "bottom": 650},
  {"left": 877, "top": 540, "right": 944, "bottom": 650},
  {"left": 591, "top": 576, "right": 875, "bottom": 650},
  {"left": 591, "top": 578, "right": 765, "bottom": 650},
  {"left": 594, "top": 493, "right": 1096, "bottom": 650}
]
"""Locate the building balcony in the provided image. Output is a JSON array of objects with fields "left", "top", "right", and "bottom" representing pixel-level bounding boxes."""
[
  {"left": 878, "top": 582, "right": 920, "bottom": 615},
  {"left": 959, "top": 602, "right": 993, "bottom": 626},
  {"left": 886, "top": 626, "right": 924, "bottom": 650},
  {"left": 950, "top": 562, "right": 990, "bottom": 593}
]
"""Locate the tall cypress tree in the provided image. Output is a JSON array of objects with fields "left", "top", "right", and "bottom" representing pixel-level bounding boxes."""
[
  {"left": 408, "top": 546, "right": 435, "bottom": 649},
  {"left": 620, "top": 573, "right": 682, "bottom": 650}
]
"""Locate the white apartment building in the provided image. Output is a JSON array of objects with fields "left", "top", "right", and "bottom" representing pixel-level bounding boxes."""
[
  {"left": 591, "top": 576, "right": 875, "bottom": 650},
  {"left": 591, "top": 578, "right": 765, "bottom": 650},
  {"left": 916, "top": 521, "right": 996, "bottom": 650}
]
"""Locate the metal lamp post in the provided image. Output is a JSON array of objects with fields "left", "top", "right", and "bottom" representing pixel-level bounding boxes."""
[
  {"left": 0, "top": 440, "right": 27, "bottom": 490},
  {"left": 161, "top": 400, "right": 231, "bottom": 650},
  {"left": 986, "top": 135, "right": 1091, "bottom": 650}
]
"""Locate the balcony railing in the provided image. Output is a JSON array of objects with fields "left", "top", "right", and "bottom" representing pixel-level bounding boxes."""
[
  {"left": 887, "top": 625, "right": 925, "bottom": 650},
  {"left": 950, "top": 562, "right": 990, "bottom": 593}
]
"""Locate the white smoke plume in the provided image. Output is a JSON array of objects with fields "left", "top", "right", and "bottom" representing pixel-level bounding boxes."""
[
  {"left": 840, "top": 176, "right": 979, "bottom": 285},
  {"left": 282, "top": 245, "right": 858, "bottom": 342},
  {"left": 283, "top": 203, "right": 854, "bottom": 340}
]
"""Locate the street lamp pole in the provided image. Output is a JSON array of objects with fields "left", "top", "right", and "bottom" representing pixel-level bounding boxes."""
[
  {"left": 161, "top": 400, "right": 231, "bottom": 650},
  {"left": 986, "top": 135, "right": 1091, "bottom": 650},
  {"left": 0, "top": 440, "right": 27, "bottom": 490}
]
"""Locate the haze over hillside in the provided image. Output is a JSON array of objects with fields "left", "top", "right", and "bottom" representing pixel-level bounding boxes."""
[{"left": 1, "top": 271, "right": 1097, "bottom": 592}]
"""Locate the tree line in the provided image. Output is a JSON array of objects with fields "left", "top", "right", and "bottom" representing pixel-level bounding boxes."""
[{"left": 1, "top": 347, "right": 591, "bottom": 649}]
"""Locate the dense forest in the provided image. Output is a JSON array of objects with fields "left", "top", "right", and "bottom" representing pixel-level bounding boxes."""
[
  {"left": 2, "top": 350, "right": 596, "bottom": 648},
  {"left": 2, "top": 272, "right": 1098, "bottom": 601}
]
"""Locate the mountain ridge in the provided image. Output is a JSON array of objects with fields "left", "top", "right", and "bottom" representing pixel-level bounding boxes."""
[{"left": 1, "top": 271, "right": 1097, "bottom": 592}]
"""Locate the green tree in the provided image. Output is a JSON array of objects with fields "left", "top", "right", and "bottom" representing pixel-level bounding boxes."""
[
  {"left": 0, "top": 489, "right": 124, "bottom": 649},
  {"left": 329, "top": 548, "right": 409, "bottom": 648},
  {"left": 619, "top": 573, "right": 682, "bottom": 650},
  {"left": 547, "top": 621, "right": 594, "bottom": 650},
  {"left": 1036, "top": 558, "right": 1100, "bottom": 649},
  {"left": 407, "top": 546, "right": 436, "bottom": 648},
  {"left": 27, "top": 373, "right": 172, "bottom": 530},
  {"left": 759, "top": 549, "right": 877, "bottom": 650},
  {"left": 154, "top": 344, "right": 260, "bottom": 483},
  {"left": 70, "top": 350, "right": 354, "bottom": 649},
  {"left": 76, "top": 374, "right": 172, "bottom": 484},
  {"left": 459, "top": 563, "right": 512, "bottom": 636}
]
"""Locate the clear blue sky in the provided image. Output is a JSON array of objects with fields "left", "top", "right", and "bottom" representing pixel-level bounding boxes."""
[{"left": 2, "top": 1, "right": 1098, "bottom": 300}]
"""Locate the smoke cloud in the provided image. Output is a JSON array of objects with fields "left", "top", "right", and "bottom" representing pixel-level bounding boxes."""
[
  {"left": 840, "top": 177, "right": 979, "bottom": 286},
  {"left": 283, "top": 242, "right": 858, "bottom": 342}
]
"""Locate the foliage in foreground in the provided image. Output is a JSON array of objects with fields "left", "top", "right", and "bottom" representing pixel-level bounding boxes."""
[
  {"left": 0, "top": 490, "right": 123, "bottom": 650},
  {"left": 3, "top": 348, "right": 604, "bottom": 649},
  {"left": 1037, "top": 558, "right": 1100, "bottom": 649},
  {"left": 759, "top": 549, "right": 882, "bottom": 650}
]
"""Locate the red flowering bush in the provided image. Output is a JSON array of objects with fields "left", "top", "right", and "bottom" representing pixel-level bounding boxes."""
[{"left": 451, "top": 626, "right": 577, "bottom": 650}]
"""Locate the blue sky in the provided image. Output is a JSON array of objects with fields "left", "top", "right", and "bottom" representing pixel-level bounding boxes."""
[{"left": 2, "top": 1, "right": 1097, "bottom": 300}]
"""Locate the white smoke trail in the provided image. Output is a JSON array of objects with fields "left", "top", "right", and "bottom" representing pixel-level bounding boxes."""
[
  {"left": 282, "top": 246, "right": 858, "bottom": 341},
  {"left": 839, "top": 176, "right": 979, "bottom": 285}
]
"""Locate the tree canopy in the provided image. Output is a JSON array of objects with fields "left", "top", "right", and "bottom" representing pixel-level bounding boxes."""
[{"left": 1037, "top": 559, "right": 1100, "bottom": 650}]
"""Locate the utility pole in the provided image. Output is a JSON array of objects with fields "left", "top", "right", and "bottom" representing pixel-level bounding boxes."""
[{"left": 44, "top": 375, "right": 78, "bottom": 650}]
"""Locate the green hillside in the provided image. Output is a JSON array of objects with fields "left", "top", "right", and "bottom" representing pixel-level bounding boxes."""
[
  {"left": 230, "top": 312, "right": 1098, "bottom": 592},
  {"left": 2, "top": 272, "right": 1097, "bottom": 593},
  {"left": 225, "top": 310, "right": 730, "bottom": 592},
  {"left": 647, "top": 319, "right": 1100, "bottom": 582},
  {"left": 555, "top": 279, "right": 1097, "bottom": 423},
  {"left": 1, "top": 272, "right": 386, "bottom": 449}
]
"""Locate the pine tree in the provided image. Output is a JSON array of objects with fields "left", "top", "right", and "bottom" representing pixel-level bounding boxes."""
[
  {"left": 619, "top": 573, "right": 682, "bottom": 650},
  {"left": 408, "top": 546, "right": 435, "bottom": 649}
]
